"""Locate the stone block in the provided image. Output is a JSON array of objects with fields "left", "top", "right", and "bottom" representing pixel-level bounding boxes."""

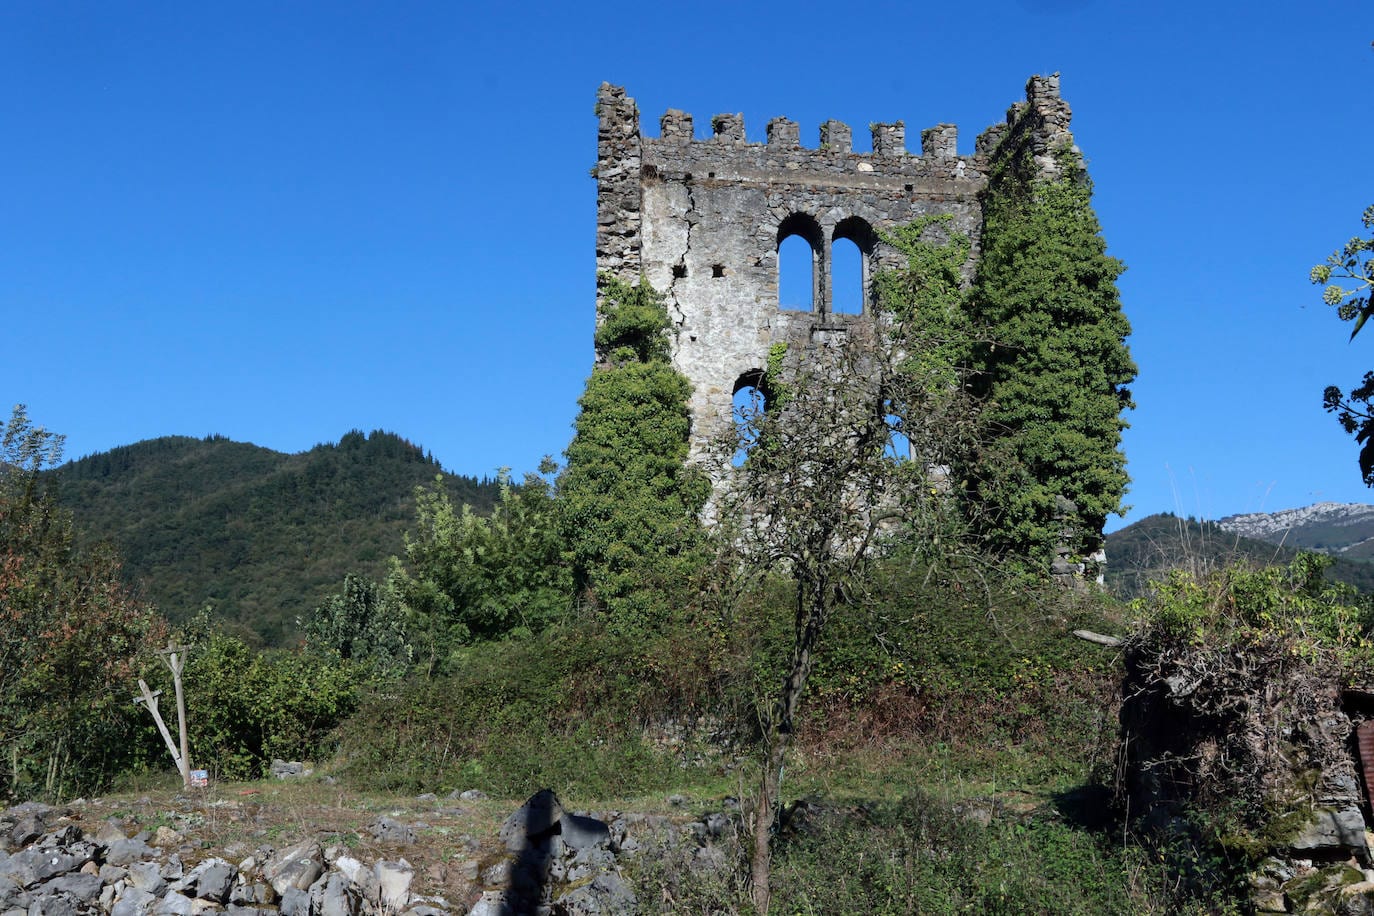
[{"left": 265, "top": 841, "right": 323, "bottom": 897}]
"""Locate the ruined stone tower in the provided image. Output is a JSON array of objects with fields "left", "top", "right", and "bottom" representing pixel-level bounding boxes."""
[{"left": 594, "top": 75, "right": 1076, "bottom": 467}]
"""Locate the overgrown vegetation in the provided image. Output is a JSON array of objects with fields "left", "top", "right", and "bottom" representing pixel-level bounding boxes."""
[
  {"left": 1118, "top": 555, "right": 1374, "bottom": 904},
  {"left": 967, "top": 145, "right": 1136, "bottom": 565},
  {"left": 0, "top": 131, "right": 1183, "bottom": 907},
  {"left": 559, "top": 276, "right": 710, "bottom": 632},
  {"left": 0, "top": 406, "right": 165, "bottom": 801}
]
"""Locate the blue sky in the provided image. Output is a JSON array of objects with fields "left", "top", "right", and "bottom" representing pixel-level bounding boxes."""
[{"left": 2, "top": 1, "right": 1371, "bottom": 530}]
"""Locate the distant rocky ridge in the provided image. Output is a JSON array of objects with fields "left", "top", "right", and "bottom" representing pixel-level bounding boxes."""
[{"left": 1217, "top": 502, "right": 1374, "bottom": 559}]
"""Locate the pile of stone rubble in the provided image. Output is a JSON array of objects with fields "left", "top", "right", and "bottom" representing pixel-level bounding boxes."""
[
  {"left": 0, "top": 800, "right": 433, "bottom": 916},
  {"left": 0, "top": 790, "right": 736, "bottom": 916}
]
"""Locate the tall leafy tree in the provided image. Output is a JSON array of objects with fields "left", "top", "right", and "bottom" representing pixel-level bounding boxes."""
[
  {"left": 0, "top": 405, "right": 164, "bottom": 800},
  {"left": 965, "top": 149, "right": 1136, "bottom": 565},
  {"left": 559, "top": 277, "right": 709, "bottom": 631}
]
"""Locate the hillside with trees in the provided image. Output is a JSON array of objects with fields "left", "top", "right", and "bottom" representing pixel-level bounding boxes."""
[
  {"left": 1106, "top": 511, "right": 1374, "bottom": 598},
  {"left": 52, "top": 431, "right": 499, "bottom": 646}
]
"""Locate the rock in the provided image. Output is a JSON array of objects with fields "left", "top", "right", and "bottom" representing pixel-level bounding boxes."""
[
  {"left": 264, "top": 841, "right": 323, "bottom": 897},
  {"left": 151, "top": 890, "right": 194, "bottom": 916},
  {"left": 179, "top": 858, "right": 234, "bottom": 902},
  {"left": 26, "top": 894, "right": 77, "bottom": 916},
  {"left": 465, "top": 891, "right": 514, "bottom": 916},
  {"left": 457, "top": 790, "right": 486, "bottom": 802},
  {"left": 1335, "top": 878, "right": 1374, "bottom": 911},
  {"left": 127, "top": 862, "right": 166, "bottom": 895},
  {"left": 152, "top": 828, "right": 183, "bottom": 849},
  {"left": 41, "top": 828, "right": 80, "bottom": 850},
  {"left": 9, "top": 817, "right": 43, "bottom": 849},
  {"left": 269, "top": 761, "right": 311, "bottom": 781},
  {"left": 552, "top": 872, "right": 636, "bottom": 915},
  {"left": 367, "top": 818, "right": 415, "bottom": 845},
  {"left": 92, "top": 820, "right": 128, "bottom": 846},
  {"left": 1290, "top": 806, "right": 1369, "bottom": 856},
  {"left": 700, "top": 812, "right": 730, "bottom": 839},
  {"left": 37, "top": 873, "right": 103, "bottom": 903},
  {"left": 499, "top": 790, "right": 563, "bottom": 853},
  {"left": 691, "top": 845, "right": 728, "bottom": 874},
  {"left": 560, "top": 815, "right": 610, "bottom": 852},
  {"left": 414, "top": 794, "right": 437, "bottom": 803},
  {"left": 231, "top": 883, "right": 272, "bottom": 908},
  {"left": 478, "top": 860, "right": 510, "bottom": 888},
  {"left": 160, "top": 857, "right": 183, "bottom": 882},
  {"left": 110, "top": 887, "right": 158, "bottom": 916},
  {"left": 332, "top": 856, "right": 363, "bottom": 885},
  {"left": 278, "top": 887, "right": 309, "bottom": 916},
  {"left": 372, "top": 860, "right": 412, "bottom": 912},
  {"left": 0, "top": 875, "right": 28, "bottom": 913},
  {"left": 106, "top": 839, "right": 156, "bottom": 867},
  {"left": 312, "top": 872, "right": 355, "bottom": 916},
  {"left": 2, "top": 847, "right": 88, "bottom": 886}
]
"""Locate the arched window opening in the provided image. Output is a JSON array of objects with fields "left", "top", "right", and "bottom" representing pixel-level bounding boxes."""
[
  {"left": 883, "top": 402, "right": 912, "bottom": 463},
  {"left": 732, "top": 370, "right": 769, "bottom": 467},
  {"left": 778, "top": 236, "right": 814, "bottom": 310},
  {"left": 833, "top": 217, "right": 877, "bottom": 315},
  {"left": 832, "top": 237, "right": 864, "bottom": 315},
  {"left": 777, "top": 213, "right": 823, "bottom": 312}
]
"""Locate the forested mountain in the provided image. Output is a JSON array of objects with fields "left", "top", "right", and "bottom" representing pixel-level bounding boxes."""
[
  {"left": 52, "top": 431, "right": 500, "bottom": 646},
  {"left": 1105, "top": 512, "right": 1374, "bottom": 598}
]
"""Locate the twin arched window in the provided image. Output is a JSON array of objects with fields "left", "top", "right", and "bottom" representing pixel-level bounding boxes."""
[{"left": 777, "top": 215, "right": 877, "bottom": 315}]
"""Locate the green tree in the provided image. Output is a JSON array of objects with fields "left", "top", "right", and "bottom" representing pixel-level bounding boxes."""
[
  {"left": 394, "top": 466, "right": 569, "bottom": 671},
  {"left": 965, "top": 149, "right": 1136, "bottom": 565},
  {"left": 302, "top": 572, "right": 411, "bottom": 677},
  {"left": 717, "top": 316, "right": 973, "bottom": 913},
  {"left": 0, "top": 405, "right": 165, "bottom": 800},
  {"left": 177, "top": 612, "right": 359, "bottom": 779},
  {"left": 559, "top": 277, "right": 710, "bottom": 631},
  {"left": 1316, "top": 205, "right": 1374, "bottom": 482}
]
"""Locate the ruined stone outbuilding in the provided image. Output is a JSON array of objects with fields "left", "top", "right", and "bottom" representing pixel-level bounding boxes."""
[{"left": 594, "top": 75, "right": 1078, "bottom": 468}]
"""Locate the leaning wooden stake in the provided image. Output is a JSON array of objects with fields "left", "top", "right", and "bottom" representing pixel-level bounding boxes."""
[
  {"left": 133, "top": 642, "right": 193, "bottom": 788},
  {"left": 134, "top": 679, "right": 188, "bottom": 787}
]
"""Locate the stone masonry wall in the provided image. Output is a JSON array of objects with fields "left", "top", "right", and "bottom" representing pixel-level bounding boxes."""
[{"left": 595, "top": 76, "right": 1077, "bottom": 466}]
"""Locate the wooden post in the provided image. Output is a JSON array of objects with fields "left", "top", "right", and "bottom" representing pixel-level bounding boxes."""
[
  {"left": 133, "top": 642, "right": 193, "bottom": 789},
  {"left": 134, "top": 679, "right": 187, "bottom": 786},
  {"left": 161, "top": 644, "right": 191, "bottom": 787}
]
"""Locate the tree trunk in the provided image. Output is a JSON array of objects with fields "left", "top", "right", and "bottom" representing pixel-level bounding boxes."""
[
  {"left": 750, "top": 737, "right": 785, "bottom": 913},
  {"left": 750, "top": 579, "right": 826, "bottom": 914}
]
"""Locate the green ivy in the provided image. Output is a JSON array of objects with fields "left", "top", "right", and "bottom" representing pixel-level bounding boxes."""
[
  {"left": 559, "top": 277, "right": 709, "bottom": 633},
  {"left": 965, "top": 147, "right": 1136, "bottom": 563}
]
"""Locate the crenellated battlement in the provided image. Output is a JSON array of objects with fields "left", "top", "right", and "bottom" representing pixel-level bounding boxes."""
[
  {"left": 596, "top": 83, "right": 995, "bottom": 180},
  {"left": 641, "top": 108, "right": 974, "bottom": 175}
]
